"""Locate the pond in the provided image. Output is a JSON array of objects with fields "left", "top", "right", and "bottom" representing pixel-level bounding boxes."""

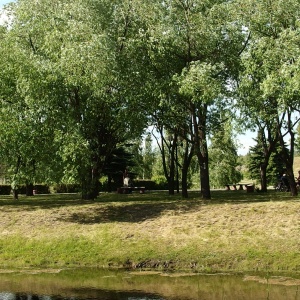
[{"left": 0, "top": 268, "right": 300, "bottom": 300}]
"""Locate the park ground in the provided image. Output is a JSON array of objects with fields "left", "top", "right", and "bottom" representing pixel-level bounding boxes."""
[{"left": 0, "top": 189, "right": 300, "bottom": 274}]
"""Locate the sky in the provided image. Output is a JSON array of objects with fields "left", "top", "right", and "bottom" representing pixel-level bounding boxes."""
[
  {"left": 0, "top": 0, "right": 255, "bottom": 155},
  {"left": 0, "top": 0, "right": 13, "bottom": 6},
  {"left": 0, "top": 0, "right": 11, "bottom": 25},
  {"left": 236, "top": 131, "right": 256, "bottom": 155},
  {"left": 0, "top": 0, "right": 12, "bottom": 7}
]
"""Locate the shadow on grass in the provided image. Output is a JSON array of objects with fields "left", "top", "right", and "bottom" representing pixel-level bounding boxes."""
[
  {"left": 0, "top": 193, "right": 85, "bottom": 209},
  {"left": 0, "top": 190, "right": 297, "bottom": 224},
  {"left": 64, "top": 202, "right": 199, "bottom": 224},
  {"left": 210, "top": 189, "right": 296, "bottom": 203},
  {"left": 61, "top": 189, "right": 298, "bottom": 224}
]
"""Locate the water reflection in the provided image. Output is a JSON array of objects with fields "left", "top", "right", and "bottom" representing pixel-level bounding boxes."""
[
  {"left": 0, "top": 291, "right": 163, "bottom": 300},
  {"left": 0, "top": 269, "right": 300, "bottom": 300}
]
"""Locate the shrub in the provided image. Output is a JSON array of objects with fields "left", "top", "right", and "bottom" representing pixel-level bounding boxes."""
[
  {"left": 151, "top": 175, "right": 168, "bottom": 189},
  {"left": 0, "top": 185, "right": 11, "bottom": 195},
  {"left": 18, "top": 185, "right": 27, "bottom": 194},
  {"left": 34, "top": 184, "right": 50, "bottom": 194},
  {"left": 129, "top": 177, "right": 168, "bottom": 190},
  {"left": 51, "top": 184, "right": 81, "bottom": 193}
]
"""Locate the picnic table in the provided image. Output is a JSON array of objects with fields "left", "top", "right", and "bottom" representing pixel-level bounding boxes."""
[
  {"left": 117, "top": 186, "right": 146, "bottom": 194},
  {"left": 225, "top": 183, "right": 255, "bottom": 192}
]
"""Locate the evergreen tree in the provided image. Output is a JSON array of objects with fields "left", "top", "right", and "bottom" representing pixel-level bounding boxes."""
[
  {"left": 102, "top": 145, "right": 137, "bottom": 192},
  {"left": 141, "top": 134, "right": 155, "bottom": 180},
  {"left": 209, "top": 124, "right": 242, "bottom": 188},
  {"left": 247, "top": 138, "right": 287, "bottom": 187}
]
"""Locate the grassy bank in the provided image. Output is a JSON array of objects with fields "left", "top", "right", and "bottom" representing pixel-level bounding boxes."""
[{"left": 0, "top": 190, "right": 300, "bottom": 273}]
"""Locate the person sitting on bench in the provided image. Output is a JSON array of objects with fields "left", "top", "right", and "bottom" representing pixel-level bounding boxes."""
[
  {"left": 124, "top": 175, "right": 131, "bottom": 187},
  {"left": 281, "top": 171, "right": 290, "bottom": 191}
]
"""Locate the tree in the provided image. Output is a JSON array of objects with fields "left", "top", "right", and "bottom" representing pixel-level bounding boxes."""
[
  {"left": 102, "top": 145, "right": 137, "bottom": 192},
  {"left": 236, "top": 0, "right": 300, "bottom": 195},
  {"left": 247, "top": 135, "right": 286, "bottom": 187},
  {"left": 0, "top": 0, "right": 148, "bottom": 199},
  {"left": 140, "top": 133, "right": 155, "bottom": 180},
  {"left": 0, "top": 15, "right": 64, "bottom": 199},
  {"left": 132, "top": 0, "right": 245, "bottom": 199},
  {"left": 208, "top": 122, "right": 243, "bottom": 188}
]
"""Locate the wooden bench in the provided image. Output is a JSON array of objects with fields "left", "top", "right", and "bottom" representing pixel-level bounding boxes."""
[{"left": 117, "top": 186, "right": 146, "bottom": 194}]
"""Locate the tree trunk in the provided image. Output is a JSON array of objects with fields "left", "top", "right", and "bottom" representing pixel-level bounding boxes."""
[
  {"left": 277, "top": 110, "right": 298, "bottom": 196},
  {"left": 168, "top": 134, "right": 179, "bottom": 195},
  {"left": 260, "top": 163, "right": 268, "bottom": 192},
  {"left": 192, "top": 104, "right": 211, "bottom": 199},
  {"left": 168, "top": 169, "right": 175, "bottom": 195},
  {"left": 81, "top": 167, "right": 100, "bottom": 200},
  {"left": 199, "top": 153, "right": 211, "bottom": 199},
  {"left": 257, "top": 127, "right": 277, "bottom": 192},
  {"left": 12, "top": 188, "right": 18, "bottom": 200},
  {"left": 181, "top": 166, "right": 188, "bottom": 198},
  {"left": 181, "top": 143, "right": 194, "bottom": 199},
  {"left": 287, "top": 167, "right": 297, "bottom": 196}
]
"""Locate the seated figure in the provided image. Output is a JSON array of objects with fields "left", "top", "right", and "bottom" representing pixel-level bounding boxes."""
[
  {"left": 281, "top": 172, "right": 290, "bottom": 191},
  {"left": 123, "top": 176, "right": 130, "bottom": 187}
]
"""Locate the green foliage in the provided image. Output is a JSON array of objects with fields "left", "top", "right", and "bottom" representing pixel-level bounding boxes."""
[
  {"left": 50, "top": 184, "right": 81, "bottom": 194},
  {"left": 126, "top": 135, "right": 156, "bottom": 181},
  {"left": 236, "top": 0, "right": 300, "bottom": 191},
  {"left": 151, "top": 175, "right": 168, "bottom": 189},
  {"left": 141, "top": 134, "right": 156, "bottom": 180},
  {"left": 105, "top": 146, "right": 136, "bottom": 175},
  {"left": 175, "top": 62, "right": 223, "bottom": 105},
  {"left": 1, "top": 0, "right": 300, "bottom": 198},
  {"left": 247, "top": 140, "right": 287, "bottom": 186},
  {"left": 0, "top": 0, "right": 148, "bottom": 198},
  {"left": 209, "top": 123, "right": 243, "bottom": 188}
]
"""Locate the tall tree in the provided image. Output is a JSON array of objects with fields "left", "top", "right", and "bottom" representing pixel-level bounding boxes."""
[
  {"left": 208, "top": 121, "right": 242, "bottom": 188},
  {"left": 236, "top": 0, "right": 300, "bottom": 195},
  {"left": 0, "top": 0, "right": 148, "bottom": 199},
  {"left": 140, "top": 134, "right": 155, "bottom": 180},
  {"left": 0, "top": 16, "right": 63, "bottom": 198},
  {"left": 132, "top": 0, "right": 245, "bottom": 199}
]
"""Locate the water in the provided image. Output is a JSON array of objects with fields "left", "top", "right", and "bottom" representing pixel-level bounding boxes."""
[{"left": 0, "top": 268, "right": 300, "bottom": 300}]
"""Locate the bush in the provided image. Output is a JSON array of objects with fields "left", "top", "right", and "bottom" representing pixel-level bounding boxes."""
[
  {"left": 99, "top": 177, "right": 109, "bottom": 192},
  {"left": 34, "top": 184, "right": 50, "bottom": 194},
  {"left": 97, "top": 176, "right": 169, "bottom": 192},
  {"left": 51, "top": 184, "right": 81, "bottom": 193},
  {"left": 18, "top": 185, "right": 27, "bottom": 194},
  {"left": 151, "top": 175, "right": 168, "bottom": 189},
  {"left": 134, "top": 177, "right": 168, "bottom": 190},
  {"left": 0, "top": 185, "right": 11, "bottom": 195}
]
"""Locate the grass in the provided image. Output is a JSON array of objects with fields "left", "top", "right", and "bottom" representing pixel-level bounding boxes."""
[{"left": 0, "top": 190, "right": 300, "bottom": 273}]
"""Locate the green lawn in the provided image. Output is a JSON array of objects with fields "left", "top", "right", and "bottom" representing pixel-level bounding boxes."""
[{"left": 0, "top": 190, "right": 299, "bottom": 273}]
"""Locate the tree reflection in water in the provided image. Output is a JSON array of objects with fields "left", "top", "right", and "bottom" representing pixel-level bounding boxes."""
[
  {"left": 0, "top": 291, "right": 164, "bottom": 300},
  {"left": 1, "top": 269, "right": 300, "bottom": 300}
]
